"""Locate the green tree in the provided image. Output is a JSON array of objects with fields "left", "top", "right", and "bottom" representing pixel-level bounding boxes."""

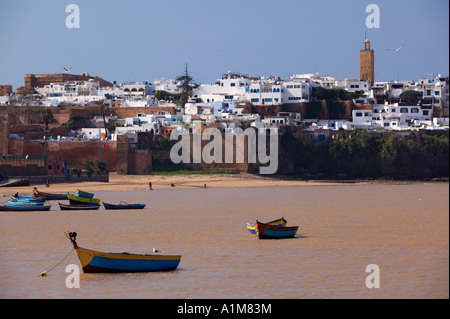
[
  {"left": 176, "top": 63, "right": 198, "bottom": 106},
  {"left": 399, "top": 90, "right": 422, "bottom": 103},
  {"left": 40, "top": 107, "right": 53, "bottom": 138}
]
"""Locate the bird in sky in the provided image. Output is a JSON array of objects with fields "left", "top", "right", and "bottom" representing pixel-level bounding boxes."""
[
  {"left": 64, "top": 67, "right": 72, "bottom": 73},
  {"left": 387, "top": 45, "right": 404, "bottom": 52}
]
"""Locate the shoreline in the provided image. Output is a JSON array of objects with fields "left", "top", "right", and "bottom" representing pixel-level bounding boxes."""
[{"left": 0, "top": 173, "right": 447, "bottom": 196}]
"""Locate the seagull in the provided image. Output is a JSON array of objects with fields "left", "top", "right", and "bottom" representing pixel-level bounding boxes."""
[
  {"left": 64, "top": 67, "right": 72, "bottom": 73},
  {"left": 387, "top": 45, "right": 404, "bottom": 52},
  {"left": 153, "top": 248, "right": 161, "bottom": 253}
]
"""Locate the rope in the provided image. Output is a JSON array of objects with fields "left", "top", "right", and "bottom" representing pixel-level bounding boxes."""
[{"left": 41, "top": 248, "right": 75, "bottom": 276}]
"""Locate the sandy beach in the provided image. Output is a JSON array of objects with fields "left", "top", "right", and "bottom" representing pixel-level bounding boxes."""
[{"left": 0, "top": 173, "right": 347, "bottom": 196}]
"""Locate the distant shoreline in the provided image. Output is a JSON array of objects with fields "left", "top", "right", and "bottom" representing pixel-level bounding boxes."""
[{"left": 0, "top": 173, "right": 447, "bottom": 196}]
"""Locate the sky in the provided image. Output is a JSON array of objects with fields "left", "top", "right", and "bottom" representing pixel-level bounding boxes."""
[{"left": 0, "top": 0, "right": 448, "bottom": 90}]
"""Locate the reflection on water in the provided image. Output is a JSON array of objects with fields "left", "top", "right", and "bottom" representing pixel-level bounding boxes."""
[{"left": 0, "top": 183, "right": 448, "bottom": 298}]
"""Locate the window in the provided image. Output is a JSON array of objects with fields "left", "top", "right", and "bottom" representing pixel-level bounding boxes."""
[
  {"left": 435, "top": 91, "right": 440, "bottom": 95},
  {"left": 384, "top": 123, "right": 390, "bottom": 127},
  {"left": 400, "top": 108, "right": 408, "bottom": 113},
  {"left": 411, "top": 108, "right": 419, "bottom": 113},
  {"left": 230, "top": 83, "right": 235, "bottom": 87},
  {"left": 423, "top": 110, "right": 429, "bottom": 116},
  {"left": 251, "top": 98, "right": 259, "bottom": 103},
  {"left": 355, "top": 112, "right": 363, "bottom": 117}
]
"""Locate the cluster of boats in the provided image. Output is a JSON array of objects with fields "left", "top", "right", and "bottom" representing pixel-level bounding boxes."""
[
  {"left": 2, "top": 187, "right": 300, "bottom": 273},
  {"left": 0, "top": 188, "right": 146, "bottom": 211}
]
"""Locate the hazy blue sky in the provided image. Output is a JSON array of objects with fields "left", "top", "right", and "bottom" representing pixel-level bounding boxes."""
[{"left": 0, "top": 0, "right": 448, "bottom": 89}]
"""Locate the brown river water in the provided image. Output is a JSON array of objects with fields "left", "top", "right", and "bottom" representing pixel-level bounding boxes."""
[{"left": 0, "top": 183, "right": 448, "bottom": 299}]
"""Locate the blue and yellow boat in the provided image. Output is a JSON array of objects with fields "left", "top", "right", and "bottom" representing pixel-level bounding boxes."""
[
  {"left": 75, "top": 189, "right": 94, "bottom": 199},
  {"left": 68, "top": 194, "right": 100, "bottom": 205},
  {"left": 246, "top": 217, "right": 287, "bottom": 234},
  {"left": 66, "top": 232, "right": 182, "bottom": 273}
]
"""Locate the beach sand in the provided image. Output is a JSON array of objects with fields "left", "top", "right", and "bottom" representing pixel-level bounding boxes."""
[{"left": 0, "top": 173, "right": 345, "bottom": 196}]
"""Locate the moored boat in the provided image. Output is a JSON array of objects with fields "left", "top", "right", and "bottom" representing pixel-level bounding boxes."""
[
  {"left": 34, "top": 188, "right": 69, "bottom": 200},
  {"left": 103, "top": 202, "right": 146, "bottom": 210},
  {"left": 3, "top": 204, "right": 51, "bottom": 211},
  {"left": 255, "top": 220, "right": 298, "bottom": 239},
  {"left": 59, "top": 203, "right": 100, "bottom": 211},
  {"left": 11, "top": 195, "right": 46, "bottom": 202},
  {"left": 246, "top": 217, "right": 287, "bottom": 234},
  {"left": 8, "top": 200, "right": 44, "bottom": 206},
  {"left": 67, "top": 194, "right": 100, "bottom": 205},
  {"left": 66, "top": 232, "right": 182, "bottom": 273},
  {"left": 75, "top": 189, "right": 94, "bottom": 199}
]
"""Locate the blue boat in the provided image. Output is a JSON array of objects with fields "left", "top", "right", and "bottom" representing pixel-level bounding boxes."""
[
  {"left": 67, "top": 232, "right": 181, "bottom": 273},
  {"left": 7, "top": 201, "right": 44, "bottom": 206},
  {"left": 11, "top": 195, "right": 46, "bottom": 202},
  {"left": 103, "top": 202, "right": 146, "bottom": 210},
  {"left": 3, "top": 204, "right": 51, "bottom": 211},
  {"left": 255, "top": 220, "right": 299, "bottom": 239}
]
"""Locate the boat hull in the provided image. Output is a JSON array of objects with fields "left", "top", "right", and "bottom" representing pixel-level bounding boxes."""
[
  {"left": 247, "top": 217, "right": 287, "bottom": 234},
  {"left": 68, "top": 194, "right": 100, "bottom": 205},
  {"left": 75, "top": 246, "right": 181, "bottom": 273},
  {"left": 3, "top": 205, "right": 51, "bottom": 211},
  {"left": 8, "top": 201, "right": 44, "bottom": 206},
  {"left": 34, "top": 190, "right": 68, "bottom": 200},
  {"left": 256, "top": 221, "right": 298, "bottom": 239},
  {"left": 59, "top": 203, "right": 100, "bottom": 211},
  {"left": 103, "top": 202, "right": 146, "bottom": 210}
]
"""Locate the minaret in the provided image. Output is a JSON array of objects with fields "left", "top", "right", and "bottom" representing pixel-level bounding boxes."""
[{"left": 360, "top": 38, "right": 375, "bottom": 86}]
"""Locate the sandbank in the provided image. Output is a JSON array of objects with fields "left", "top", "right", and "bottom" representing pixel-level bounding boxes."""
[{"left": 0, "top": 173, "right": 349, "bottom": 196}]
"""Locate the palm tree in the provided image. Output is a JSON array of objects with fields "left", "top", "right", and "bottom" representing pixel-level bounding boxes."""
[
  {"left": 40, "top": 107, "right": 53, "bottom": 138},
  {"left": 40, "top": 107, "right": 53, "bottom": 168}
]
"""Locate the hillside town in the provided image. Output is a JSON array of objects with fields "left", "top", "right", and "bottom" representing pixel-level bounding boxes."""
[{"left": 0, "top": 39, "right": 448, "bottom": 181}]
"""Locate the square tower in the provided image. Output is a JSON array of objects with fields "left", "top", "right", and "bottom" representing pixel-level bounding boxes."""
[{"left": 360, "top": 39, "right": 374, "bottom": 86}]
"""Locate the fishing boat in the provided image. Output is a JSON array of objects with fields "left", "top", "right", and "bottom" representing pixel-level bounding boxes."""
[
  {"left": 103, "top": 202, "right": 146, "bottom": 210},
  {"left": 59, "top": 203, "right": 100, "bottom": 211},
  {"left": 66, "top": 232, "right": 182, "bottom": 273},
  {"left": 255, "top": 220, "right": 299, "bottom": 239},
  {"left": 33, "top": 188, "right": 68, "bottom": 200},
  {"left": 67, "top": 194, "right": 100, "bottom": 205},
  {"left": 3, "top": 204, "right": 51, "bottom": 211},
  {"left": 8, "top": 200, "right": 44, "bottom": 206},
  {"left": 246, "top": 217, "right": 287, "bottom": 234},
  {"left": 75, "top": 189, "right": 94, "bottom": 199},
  {"left": 11, "top": 195, "right": 46, "bottom": 202}
]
